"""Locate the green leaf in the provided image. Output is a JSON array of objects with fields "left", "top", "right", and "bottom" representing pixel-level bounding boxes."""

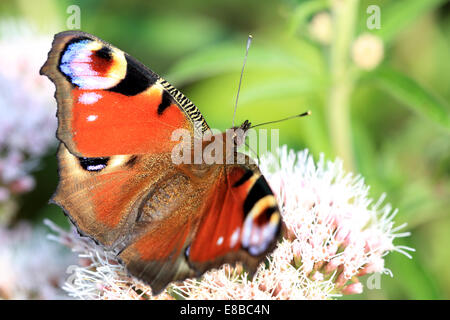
[
  {"left": 385, "top": 241, "right": 442, "bottom": 299},
  {"left": 370, "top": 67, "right": 450, "bottom": 130},
  {"left": 371, "top": 0, "right": 447, "bottom": 44},
  {"left": 166, "top": 40, "right": 322, "bottom": 85},
  {"left": 352, "top": 122, "right": 377, "bottom": 186},
  {"left": 238, "top": 76, "right": 322, "bottom": 106}
]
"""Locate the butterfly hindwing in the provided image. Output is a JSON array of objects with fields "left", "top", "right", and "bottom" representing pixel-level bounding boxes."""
[
  {"left": 188, "top": 163, "right": 281, "bottom": 275},
  {"left": 52, "top": 144, "right": 185, "bottom": 248},
  {"left": 118, "top": 161, "right": 281, "bottom": 294}
]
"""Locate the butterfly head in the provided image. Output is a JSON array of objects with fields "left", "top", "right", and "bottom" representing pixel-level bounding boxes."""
[{"left": 231, "top": 120, "right": 251, "bottom": 147}]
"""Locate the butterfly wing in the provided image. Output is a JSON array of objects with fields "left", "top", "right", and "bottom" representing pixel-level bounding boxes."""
[
  {"left": 187, "top": 162, "right": 281, "bottom": 275},
  {"left": 40, "top": 30, "right": 208, "bottom": 158},
  {"left": 52, "top": 143, "right": 187, "bottom": 248},
  {"left": 118, "top": 160, "right": 281, "bottom": 294}
]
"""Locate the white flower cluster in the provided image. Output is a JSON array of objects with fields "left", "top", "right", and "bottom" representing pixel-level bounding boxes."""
[
  {"left": 0, "top": 20, "right": 57, "bottom": 213},
  {"left": 0, "top": 222, "right": 75, "bottom": 299},
  {"left": 44, "top": 219, "right": 172, "bottom": 300},
  {"left": 258, "top": 147, "right": 413, "bottom": 291}
]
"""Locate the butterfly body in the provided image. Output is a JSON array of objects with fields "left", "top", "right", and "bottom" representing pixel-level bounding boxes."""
[{"left": 41, "top": 31, "right": 281, "bottom": 294}]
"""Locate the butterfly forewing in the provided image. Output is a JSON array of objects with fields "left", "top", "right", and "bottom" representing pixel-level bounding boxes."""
[{"left": 40, "top": 30, "right": 208, "bottom": 157}]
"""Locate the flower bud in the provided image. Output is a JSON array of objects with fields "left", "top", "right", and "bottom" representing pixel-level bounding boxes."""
[
  {"left": 352, "top": 33, "right": 384, "bottom": 70},
  {"left": 342, "top": 282, "right": 363, "bottom": 295},
  {"left": 308, "top": 12, "right": 332, "bottom": 45}
]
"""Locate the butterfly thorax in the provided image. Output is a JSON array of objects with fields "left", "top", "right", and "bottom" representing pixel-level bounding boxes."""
[{"left": 202, "top": 120, "right": 251, "bottom": 164}]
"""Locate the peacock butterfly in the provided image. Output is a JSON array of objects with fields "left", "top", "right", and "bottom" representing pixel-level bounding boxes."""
[{"left": 40, "top": 31, "right": 281, "bottom": 294}]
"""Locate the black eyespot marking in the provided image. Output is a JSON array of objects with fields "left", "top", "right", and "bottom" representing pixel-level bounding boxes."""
[
  {"left": 78, "top": 157, "right": 109, "bottom": 172},
  {"left": 233, "top": 170, "right": 253, "bottom": 187},
  {"left": 108, "top": 55, "right": 158, "bottom": 96},
  {"left": 157, "top": 91, "right": 173, "bottom": 115},
  {"left": 94, "top": 46, "right": 113, "bottom": 61},
  {"left": 243, "top": 175, "right": 273, "bottom": 216},
  {"left": 125, "top": 155, "right": 138, "bottom": 168}
]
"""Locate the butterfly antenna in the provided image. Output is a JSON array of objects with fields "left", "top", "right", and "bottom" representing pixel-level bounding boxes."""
[
  {"left": 232, "top": 34, "right": 253, "bottom": 128},
  {"left": 249, "top": 111, "right": 311, "bottom": 129}
]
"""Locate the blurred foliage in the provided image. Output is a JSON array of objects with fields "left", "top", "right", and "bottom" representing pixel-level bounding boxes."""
[{"left": 1, "top": 0, "right": 449, "bottom": 299}]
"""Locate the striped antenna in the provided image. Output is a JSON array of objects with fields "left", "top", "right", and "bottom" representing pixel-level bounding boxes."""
[{"left": 249, "top": 111, "right": 312, "bottom": 129}]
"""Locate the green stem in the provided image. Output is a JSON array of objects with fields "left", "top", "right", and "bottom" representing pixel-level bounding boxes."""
[{"left": 327, "top": 0, "right": 359, "bottom": 171}]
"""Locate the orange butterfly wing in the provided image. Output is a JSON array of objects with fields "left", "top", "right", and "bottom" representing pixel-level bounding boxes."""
[
  {"left": 118, "top": 164, "right": 281, "bottom": 293},
  {"left": 40, "top": 30, "right": 208, "bottom": 158}
]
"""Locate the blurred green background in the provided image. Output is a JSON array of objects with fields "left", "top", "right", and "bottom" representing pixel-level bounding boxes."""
[{"left": 0, "top": 0, "right": 449, "bottom": 299}]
